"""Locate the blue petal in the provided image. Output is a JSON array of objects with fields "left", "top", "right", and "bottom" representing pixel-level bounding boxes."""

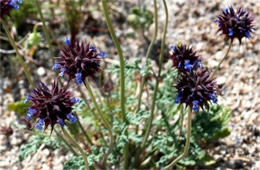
[
  {"left": 71, "top": 97, "right": 81, "bottom": 103},
  {"left": 57, "top": 118, "right": 65, "bottom": 127},
  {"left": 59, "top": 68, "right": 66, "bottom": 77},
  {"left": 192, "top": 100, "right": 199, "bottom": 111},
  {"left": 98, "top": 51, "right": 106, "bottom": 58},
  {"left": 52, "top": 64, "right": 61, "bottom": 71},
  {"left": 209, "top": 93, "right": 218, "bottom": 103},
  {"left": 67, "top": 112, "right": 77, "bottom": 124},
  {"left": 24, "top": 94, "right": 32, "bottom": 104},
  {"left": 224, "top": 8, "right": 229, "bottom": 13},
  {"left": 64, "top": 37, "right": 70, "bottom": 45},
  {"left": 170, "top": 45, "right": 176, "bottom": 51},
  {"left": 36, "top": 119, "right": 44, "bottom": 130},
  {"left": 89, "top": 46, "right": 97, "bottom": 52},
  {"left": 245, "top": 31, "right": 251, "bottom": 38},
  {"left": 228, "top": 28, "right": 234, "bottom": 36},
  {"left": 75, "top": 73, "right": 83, "bottom": 85},
  {"left": 174, "top": 92, "right": 182, "bottom": 104}
]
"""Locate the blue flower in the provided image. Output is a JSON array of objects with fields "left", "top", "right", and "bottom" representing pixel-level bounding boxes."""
[
  {"left": 71, "top": 97, "right": 81, "bottom": 103},
  {"left": 184, "top": 60, "right": 193, "bottom": 72},
  {"left": 193, "top": 60, "right": 200, "bottom": 68},
  {"left": 52, "top": 64, "right": 61, "bottom": 71},
  {"left": 224, "top": 8, "right": 229, "bottom": 13},
  {"left": 89, "top": 45, "right": 97, "bottom": 52},
  {"left": 170, "top": 45, "right": 176, "bottom": 51},
  {"left": 27, "top": 107, "right": 36, "bottom": 120},
  {"left": 209, "top": 93, "right": 218, "bottom": 103},
  {"left": 174, "top": 92, "right": 182, "bottom": 104},
  {"left": 24, "top": 94, "right": 32, "bottom": 104},
  {"left": 228, "top": 28, "right": 234, "bottom": 36},
  {"left": 245, "top": 31, "right": 251, "bottom": 38},
  {"left": 65, "top": 37, "right": 70, "bottom": 46},
  {"left": 66, "top": 112, "right": 77, "bottom": 124},
  {"left": 9, "top": 0, "right": 22, "bottom": 10},
  {"left": 192, "top": 100, "right": 199, "bottom": 111},
  {"left": 59, "top": 68, "right": 66, "bottom": 77},
  {"left": 75, "top": 73, "right": 83, "bottom": 84},
  {"left": 36, "top": 119, "right": 45, "bottom": 130},
  {"left": 57, "top": 118, "right": 65, "bottom": 127},
  {"left": 98, "top": 51, "right": 106, "bottom": 58}
]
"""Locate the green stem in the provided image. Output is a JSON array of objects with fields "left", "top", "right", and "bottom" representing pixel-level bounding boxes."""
[
  {"left": 163, "top": 108, "right": 193, "bottom": 170},
  {"left": 0, "top": 19, "right": 34, "bottom": 88},
  {"left": 77, "top": 118, "right": 93, "bottom": 145},
  {"left": 83, "top": 80, "right": 114, "bottom": 167},
  {"left": 101, "top": 0, "right": 128, "bottom": 168},
  {"left": 211, "top": 39, "right": 233, "bottom": 78},
  {"left": 135, "top": 0, "right": 168, "bottom": 166},
  {"left": 161, "top": 111, "right": 174, "bottom": 138},
  {"left": 62, "top": 128, "right": 90, "bottom": 170},
  {"left": 34, "top": 0, "right": 55, "bottom": 63},
  {"left": 135, "top": 0, "right": 158, "bottom": 114},
  {"left": 179, "top": 105, "right": 184, "bottom": 136},
  {"left": 54, "top": 129, "right": 78, "bottom": 156}
]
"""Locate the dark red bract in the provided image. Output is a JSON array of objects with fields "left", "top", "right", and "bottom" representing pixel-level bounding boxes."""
[
  {"left": 53, "top": 39, "right": 105, "bottom": 85},
  {"left": 215, "top": 7, "right": 255, "bottom": 43},
  {"left": 170, "top": 45, "right": 200, "bottom": 73},
  {"left": 175, "top": 68, "right": 219, "bottom": 111},
  {"left": 0, "top": 0, "right": 22, "bottom": 18},
  {"left": 25, "top": 81, "right": 78, "bottom": 132}
]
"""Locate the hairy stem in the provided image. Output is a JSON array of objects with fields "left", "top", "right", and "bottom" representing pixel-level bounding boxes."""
[
  {"left": 54, "top": 128, "right": 78, "bottom": 156},
  {"left": 101, "top": 0, "right": 128, "bottom": 168},
  {"left": 34, "top": 0, "right": 55, "bottom": 63},
  {"left": 135, "top": 0, "right": 158, "bottom": 114},
  {"left": 179, "top": 105, "right": 184, "bottom": 136},
  {"left": 83, "top": 80, "right": 114, "bottom": 167},
  {"left": 0, "top": 19, "right": 34, "bottom": 88},
  {"left": 135, "top": 0, "right": 168, "bottom": 167},
  {"left": 77, "top": 118, "right": 93, "bottom": 145},
  {"left": 62, "top": 128, "right": 90, "bottom": 170},
  {"left": 211, "top": 39, "right": 233, "bottom": 78},
  {"left": 163, "top": 108, "right": 193, "bottom": 170}
]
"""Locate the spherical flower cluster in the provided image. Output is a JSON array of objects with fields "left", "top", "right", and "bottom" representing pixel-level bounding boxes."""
[
  {"left": 0, "top": 0, "right": 22, "bottom": 18},
  {"left": 215, "top": 7, "right": 254, "bottom": 43},
  {"left": 170, "top": 45, "right": 200, "bottom": 73},
  {"left": 24, "top": 81, "right": 80, "bottom": 131},
  {"left": 53, "top": 38, "right": 106, "bottom": 85},
  {"left": 175, "top": 69, "right": 218, "bottom": 111}
]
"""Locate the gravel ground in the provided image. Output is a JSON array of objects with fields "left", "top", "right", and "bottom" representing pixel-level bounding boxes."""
[{"left": 0, "top": 0, "right": 259, "bottom": 169}]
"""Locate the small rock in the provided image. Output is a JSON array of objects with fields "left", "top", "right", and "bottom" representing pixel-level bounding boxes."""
[{"left": 37, "top": 67, "right": 46, "bottom": 76}]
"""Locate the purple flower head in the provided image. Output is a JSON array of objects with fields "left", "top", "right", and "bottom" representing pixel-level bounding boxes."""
[
  {"left": 175, "top": 68, "right": 219, "bottom": 111},
  {"left": 215, "top": 6, "right": 255, "bottom": 43},
  {"left": 26, "top": 81, "right": 77, "bottom": 132},
  {"left": 170, "top": 45, "right": 201, "bottom": 73},
  {"left": 55, "top": 40, "right": 102, "bottom": 84},
  {"left": 1, "top": 0, "right": 22, "bottom": 18}
]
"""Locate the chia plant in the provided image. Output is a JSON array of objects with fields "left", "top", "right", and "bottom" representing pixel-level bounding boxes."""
[{"left": 1, "top": 0, "right": 256, "bottom": 169}]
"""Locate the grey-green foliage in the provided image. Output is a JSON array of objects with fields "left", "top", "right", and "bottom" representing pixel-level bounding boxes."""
[
  {"left": 64, "top": 58, "right": 231, "bottom": 168},
  {"left": 151, "top": 104, "right": 230, "bottom": 167},
  {"left": 19, "top": 135, "right": 61, "bottom": 161},
  {"left": 64, "top": 146, "right": 105, "bottom": 170}
]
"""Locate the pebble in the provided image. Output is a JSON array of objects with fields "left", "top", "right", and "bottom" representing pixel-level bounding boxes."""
[{"left": 37, "top": 67, "right": 46, "bottom": 76}]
